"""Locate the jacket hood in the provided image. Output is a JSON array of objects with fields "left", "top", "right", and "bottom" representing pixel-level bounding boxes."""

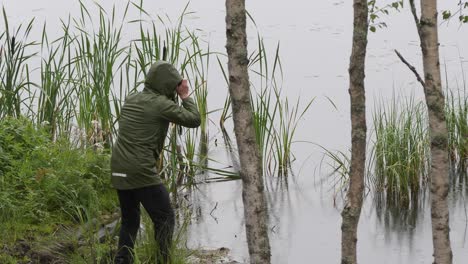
[{"left": 144, "top": 61, "right": 182, "bottom": 98}]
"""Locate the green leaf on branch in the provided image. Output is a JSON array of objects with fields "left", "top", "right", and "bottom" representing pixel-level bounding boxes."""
[
  {"left": 370, "top": 26, "right": 376, "bottom": 33},
  {"left": 442, "top": 10, "right": 451, "bottom": 20}
]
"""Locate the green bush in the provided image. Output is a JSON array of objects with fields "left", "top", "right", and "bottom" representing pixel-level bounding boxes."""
[{"left": 0, "top": 117, "right": 113, "bottom": 224}]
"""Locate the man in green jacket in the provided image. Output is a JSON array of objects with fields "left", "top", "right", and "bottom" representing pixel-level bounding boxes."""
[{"left": 111, "top": 61, "right": 200, "bottom": 264}]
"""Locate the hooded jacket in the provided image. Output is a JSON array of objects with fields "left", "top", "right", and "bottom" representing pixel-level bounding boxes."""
[{"left": 111, "top": 61, "right": 201, "bottom": 190}]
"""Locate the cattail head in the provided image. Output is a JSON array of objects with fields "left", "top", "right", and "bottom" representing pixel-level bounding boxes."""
[
  {"left": 11, "top": 36, "right": 16, "bottom": 55},
  {"left": 162, "top": 40, "right": 167, "bottom": 61}
]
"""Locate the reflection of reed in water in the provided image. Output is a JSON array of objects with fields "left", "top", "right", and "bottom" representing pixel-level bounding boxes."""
[
  {"left": 448, "top": 169, "right": 468, "bottom": 207},
  {"left": 374, "top": 188, "right": 427, "bottom": 238}
]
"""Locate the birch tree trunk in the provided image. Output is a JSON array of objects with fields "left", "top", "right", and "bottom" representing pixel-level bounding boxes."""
[
  {"left": 225, "top": 0, "right": 271, "bottom": 263},
  {"left": 341, "top": 0, "right": 368, "bottom": 263},
  {"left": 410, "top": 0, "right": 453, "bottom": 262}
]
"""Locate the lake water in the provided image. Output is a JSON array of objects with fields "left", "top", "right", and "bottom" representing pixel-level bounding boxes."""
[{"left": 3, "top": 0, "right": 468, "bottom": 263}]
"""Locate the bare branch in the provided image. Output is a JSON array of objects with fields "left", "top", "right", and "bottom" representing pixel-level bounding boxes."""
[
  {"left": 409, "top": 0, "right": 422, "bottom": 36},
  {"left": 394, "top": 49, "right": 426, "bottom": 88}
]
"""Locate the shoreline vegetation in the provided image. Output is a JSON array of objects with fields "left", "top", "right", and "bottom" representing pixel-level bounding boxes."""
[{"left": 0, "top": 2, "right": 309, "bottom": 262}]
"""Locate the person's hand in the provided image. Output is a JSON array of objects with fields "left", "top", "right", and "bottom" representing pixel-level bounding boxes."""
[{"left": 176, "top": 79, "right": 189, "bottom": 100}]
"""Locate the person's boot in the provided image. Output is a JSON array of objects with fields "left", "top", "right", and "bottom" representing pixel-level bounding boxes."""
[{"left": 114, "top": 254, "right": 132, "bottom": 264}]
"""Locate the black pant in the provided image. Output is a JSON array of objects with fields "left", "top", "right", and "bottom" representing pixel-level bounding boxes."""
[{"left": 115, "top": 184, "right": 175, "bottom": 264}]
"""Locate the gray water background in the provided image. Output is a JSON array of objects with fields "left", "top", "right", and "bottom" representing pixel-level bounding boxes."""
[{"left": 3, "top": 0, "right": 468, "bottom": 263}]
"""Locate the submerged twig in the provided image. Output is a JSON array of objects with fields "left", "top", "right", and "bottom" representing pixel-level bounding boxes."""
[
  {"left": 209, "top": 202, "right": 218, "bottom": 216},
  {"left": 209, "top": 202, "right": 218, "bottom": 223}
]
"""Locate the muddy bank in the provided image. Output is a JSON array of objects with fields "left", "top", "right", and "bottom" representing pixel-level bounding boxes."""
[
  {"left": 2, "top": 241, "right": 241, "bottom": 264},
  {"left": 186, "top": 247, "right": 242, "bottom": 264},
  {"left": 0, "top": 212, "right": 241, "bottom": 264}
]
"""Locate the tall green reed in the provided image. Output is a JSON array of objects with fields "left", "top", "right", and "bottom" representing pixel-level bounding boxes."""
[
  {"left": 446, "top": 89, "right": 468, "bottom": 172},
  {"left": 273, "top": 94, "right": 314, "bottom": 177},
  {"left": 0, "top": 8, "right": 36, "bottom": 119},
  {"left": 37, "top": 20, "right": 75, "bottom": 139},
  {"left": 248, "top": 37, "right": 314, "bottom": 177},
  {"left": 370, "top": 96, "right": 430, "bottom": 209},
  {"left": 182, "top": 31, "right": 211, "bottom": 171},
  {"left": 72, "top": 2, "right": 129, "bottom": 147},
  {"left": 216, "top": 35, "right": 314, "bottom": 178},
  {"left": 317, "top": 146, "right": 351, "bottom": 204},
  {"left": 248, "top": 37, "right": 279, "bottom": 175},
  {"left": 215, "top": 37, "right": 278, "bottom": 173}
]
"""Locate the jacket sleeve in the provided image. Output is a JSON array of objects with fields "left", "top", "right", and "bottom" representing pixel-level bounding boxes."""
[{"left": 159, "top": 97, "right": 201, "bottom": 128}]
